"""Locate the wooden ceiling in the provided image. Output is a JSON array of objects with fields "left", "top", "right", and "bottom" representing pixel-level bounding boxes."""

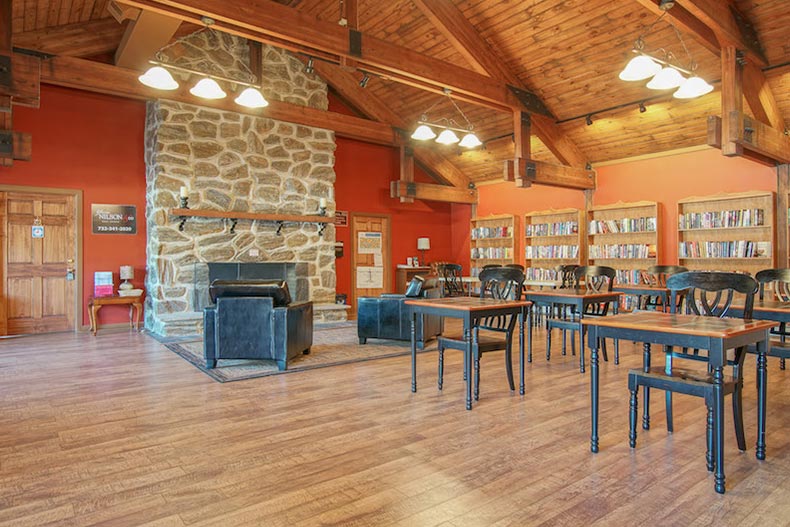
[{"left": 9, "top": 0, "right": 790, "bottom": 184}]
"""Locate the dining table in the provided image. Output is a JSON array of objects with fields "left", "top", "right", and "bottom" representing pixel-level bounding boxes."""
[
  {"left": 405, "top": 296, "right": 532, "bottom": 409},
  {"left": 583, "top": 311, "right": 776, "bottom": 494},
  {"left": 524, "top": 288, "right": 622, "bottom": 370},
  {"left": 613, "top": 283, "right": 674, "bottom": 312}
]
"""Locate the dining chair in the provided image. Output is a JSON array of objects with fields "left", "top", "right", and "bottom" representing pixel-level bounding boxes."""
[
  {"left": 641, "top": 265, "right": 688, "bottom": 310},
  {"left": 437, "top": 266, "right": 525, "bottom": 400},
  {"left": 556, "top": 264, "right": 578, "bottom": 287},
  {"left": 752, "top": 268, "right": 790, "bottom": 370},
  {"left": 546, "top": 265, "right": 617, "bottom": 366},
  {"left": 437, "top": 263, "right": 466, "bottom": 297},
  {"left": 628, "top": 271, "right": 758, "bottom": 472},
  {"left": 505, "top": 263, "right": 525, "bottom": 272}
]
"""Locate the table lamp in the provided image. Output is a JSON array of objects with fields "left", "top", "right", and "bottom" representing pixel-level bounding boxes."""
[
  {"left": 119, "top": 265, "right": 134, "bottom": 292},
  {"left": 417, "top": 237, "right": 431, "bottom": 266}
]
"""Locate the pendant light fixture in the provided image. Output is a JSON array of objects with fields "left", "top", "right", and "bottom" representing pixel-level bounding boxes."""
[
  {"left": 618, "top": 0, "right": 713, "bottom": 99},
  {"left": 137, "top": 18, "right": 269, "bottom": 110},
  {"left": 409, "top": 89, "right": 482, "bottom": 149}
]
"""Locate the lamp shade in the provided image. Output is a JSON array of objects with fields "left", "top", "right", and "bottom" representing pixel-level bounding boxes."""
[
  {"left": 646, "top": 66, "right": 685, "bottom": 90},
  {"left": 138, "top": 66, "right": 179, "bottom": 90},
  {"left": 618, "top": 55, "right": 661, "bottom": 81},
  {"left": 673, "top": 76, "right": 714, "bottom": 99},
  {"left": 234, "top": 87, "right": 269, "bottom": 108},
  {"left": 417, "top": 237, "right": 431, "bottom": 250},
  {"left": 459, "top": 132, "right": 482, "bottom": 148},
  {"left": 435, "top": 129, "right": 460, "bottom": 145},
  {"left": 411, "top": 124, "right": 436, "bottom": 140},
  {"left": 120, "top": 266, "right": 134, "bottom": 280},
  {"left": 190, "top": 78, "right": 227, "bottom": 99}
]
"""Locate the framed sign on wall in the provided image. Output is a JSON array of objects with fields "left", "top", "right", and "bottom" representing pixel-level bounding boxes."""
[{"left": 91, "top": 204, "right": 137, "bottom": 234}]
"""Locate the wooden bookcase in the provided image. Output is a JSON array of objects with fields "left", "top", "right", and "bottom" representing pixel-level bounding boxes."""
[
  {"left": 677, "top": 191, "right": 775, "bottom": 276},
  {"left": 523, "top": 208, "right": 584, "bottom": 281},
  {"left": 470, "top": 214, "right": 518, "bottom": 277},
  {"left": 587, "top": 200, "right": 660, "bottom": 285}
]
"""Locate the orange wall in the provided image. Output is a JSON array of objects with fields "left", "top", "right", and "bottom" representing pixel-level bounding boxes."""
[
  {"left": 333, "top": 137, "right": 459, "bottom": 294},
  {"left": 2, "top": 85, "right": 148, "bottom": 326},
  {"left": 474, "top": 148, "right": 778, "bottom": 269}
]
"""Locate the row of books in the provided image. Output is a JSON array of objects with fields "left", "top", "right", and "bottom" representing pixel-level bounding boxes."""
[
  {"left": 524, "top": 267, "right": 560, "bottom": 281},
  {"left": 678, "top": 240, "right": 771, "bottom": 258},
  {"left": 471, "top": 226, "right": 512, "bottom": 239},
  {"left": 588, "top": 216, "right": 656, "bottom": 234},
  {"left": 524, "top": 245, "right": 579, "bottom": 259},
  {"left": 470, "top": 247, "right": 513, "bottom": 259},
  {"left": 615, "top": 269, "right": 650, "bottom": 285},
  {"left": 588, "top": 243, "right": 657, "bottom": 259},
  {"left": 525, "top": 221, "right": 578, "bottom": 237},
  {"left": 678, "top": 208, "right": 765, "bottom": 230}
]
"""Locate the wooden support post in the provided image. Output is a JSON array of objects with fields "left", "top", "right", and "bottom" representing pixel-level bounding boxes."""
[
  {"left": 504, "top": 159, "right": 595, "bottom": 190},
  {"left": 778, "top": 164, "right": 790, "bottom": 267},
  {"left": 0, "top": 0, "right": 10, "bottom": 93},
  {"left": 399, "top": 144, "right": 414, "bottom": 204},
  {"left": 721, "top": 46, "right": 743, "bottom": 157},
  {"left": 390, "top": 180, "right": 477, "bottom": 204},
  {"left": 341, "top": 0, "right": 358, "bottom": 30},
  {"left": 510, "top": 110, "right": 531, "bottom": 187},
  {"left": 582, "top": 189, "right": 594, "bottom": 264}
]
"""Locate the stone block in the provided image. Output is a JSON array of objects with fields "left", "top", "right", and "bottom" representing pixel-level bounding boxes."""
[
  {"left": 191, "top": 141, "right": 223, "bottom": 159},
  {"left": 189, "top": 121, "right": 218, "bottom": 139}
]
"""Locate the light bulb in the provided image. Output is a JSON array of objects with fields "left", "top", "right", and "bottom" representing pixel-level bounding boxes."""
[
  {"left": 411, "top": 124, "right": 437, "bottom": 140},
  {"left": 459, "top": 132, "right": 482, "bottom": 148},
  {"left": 673, "top": 76, "right": 714, "bottom": 99},
  {"left": 234, "top": 87, "right": 269, "bottom": 108},
  {"left": 435, "top": 129, "right": 460, "bottom": 145},
  {"left": 138, "top": 66, "right": 179, "bottom": 90},
  {"left": 618, "top": 55, "right": 661, "bottom": 81},
  {"left": 646, "top": 66, "right": 685, "bottom": 90},
  {"left": 190, "top": 78, "right": 227, "bottom": 99}
]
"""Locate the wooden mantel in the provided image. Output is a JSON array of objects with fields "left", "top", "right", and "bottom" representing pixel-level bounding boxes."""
[{"left": 170, "top": 208, "right": 331, "bottom": 224}]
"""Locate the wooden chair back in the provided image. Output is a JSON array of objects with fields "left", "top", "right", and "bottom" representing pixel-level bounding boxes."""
[
  {"left": 755, "top": 268, "right": 790, "bottom": 301},
  {"left": 667, "top": 271, "right": 757, "bottom": 319},
  {"left": 437, "top": 263, "right": 465, "bottom": 297},
  {"left": 645, "top": 265, "right": 688, "bottom": 286},
  {"left": 505, "top": 263, "right": 525, "bottom": 272},
  {"left": 573, "top": 265, "right": 616, "bottom": 292},
  {"left": 556, "top": 264, "right": 578, "bottom": 288},
  {"left": 478, "top": 266, "right": 525, "bottom": 332}
]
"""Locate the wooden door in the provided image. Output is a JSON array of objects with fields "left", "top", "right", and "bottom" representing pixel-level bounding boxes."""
[
  {"left": 350, "top": 214, "right": 391, "bottom": 318},
  {"left": 2, "top": 191, "right": 77, "bottom": 335}
]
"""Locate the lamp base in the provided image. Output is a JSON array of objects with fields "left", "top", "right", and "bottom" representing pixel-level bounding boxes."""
[
  {"left": 119, "top": 280, "right": 133, "bottom": 291},
  {"left": 420, "top": 249, "right": 427, "bottom": 266}
]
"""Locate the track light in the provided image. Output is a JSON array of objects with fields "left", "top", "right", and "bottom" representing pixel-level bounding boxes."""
[
  {"left": 305, "top": 57, "right": 314, "bottom": 74},
  {"left": 359, "top": 73, "right": 370, "bottom": 88},
  {"left": 639, "top": 102, "right": 647, "bottom": 113},
  {"left": 586, "top": 115, "right": 593, "bottom": 126}
]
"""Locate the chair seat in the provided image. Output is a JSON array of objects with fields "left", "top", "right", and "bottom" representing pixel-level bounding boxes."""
[
  {"left": 438, "top": 330, "right": 509, "bottom": 352},
  {"left": 629, "top": 366, "right": 739, "bottom": 396}
]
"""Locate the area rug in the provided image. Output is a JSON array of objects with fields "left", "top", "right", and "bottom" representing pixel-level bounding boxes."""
[{"left": 165, "top": 322, "right": 437, "bottom": 383}]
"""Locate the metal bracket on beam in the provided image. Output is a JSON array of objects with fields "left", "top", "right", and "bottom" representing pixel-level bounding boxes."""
[
  {"left": 0, "top": 131, "right": 13, "bottom": 156},
  {"left": 349, "top": 30, "right": 362, "bottom": 57},
  {"left": 507, "top": 86, "right": 554, "bottom": 119},
  {"left": 0, "top": 55, "right": 11, "bottom": 88},
  {"left": 405, "top": 182, "right": 417, "bottom": 197}
]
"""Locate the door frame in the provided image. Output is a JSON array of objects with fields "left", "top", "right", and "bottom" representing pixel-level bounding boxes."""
[
  {"left": 350, "top": 212, "right": 392, "bottom": 315},
  {"left": 0, "top": 184, "right": 83, "bottom": 334}
]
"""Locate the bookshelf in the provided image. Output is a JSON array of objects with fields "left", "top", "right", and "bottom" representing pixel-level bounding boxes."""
[
  {"left": 470, "top": 214, "right": 518, "bottom": 277},
  {"left": 677, "top": 191, "right": 775, "bottom": 276},
  {"left": 523, "top": 208, "right": 584, "bottom": 281},
  {"left": 587, "top": 200, "right": 660, "bottom": 297}
]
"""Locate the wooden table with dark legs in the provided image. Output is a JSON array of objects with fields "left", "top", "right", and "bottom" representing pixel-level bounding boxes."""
[
  {"left": 583, "top": 311, "right": 775, "bottom": 494},
  {"left": 88, "top": 294, "right": 144, "bottom": 336},
  {"left": 405, "top": 297, "right": 531, "bottom": 410}
]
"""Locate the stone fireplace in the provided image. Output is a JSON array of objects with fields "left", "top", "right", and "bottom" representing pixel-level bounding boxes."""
[{"left": 144, "top": 33, "right": 342, "bottom": 337}]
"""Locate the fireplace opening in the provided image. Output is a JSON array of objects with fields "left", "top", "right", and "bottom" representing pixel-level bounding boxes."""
[{"left": 193, "top": 262, "right": 310, "bottom": 311}]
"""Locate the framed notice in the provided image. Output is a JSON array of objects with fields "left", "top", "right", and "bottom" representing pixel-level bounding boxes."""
[
  {"left": 92, "top": 204, "right": 137, "bottom": 234},
  {"left": 335, "top": 210, "right": 348, "bottom": 227},
  {"left": 357, "top": 231, "right": 382, "bottom": 254}
]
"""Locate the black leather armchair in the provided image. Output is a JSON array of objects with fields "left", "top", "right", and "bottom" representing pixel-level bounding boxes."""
[
  {"left": 203, "top": 280, "right": 313, "bottom": 370},
  {"left": 357, "top": 276, "right": 443, "bottom": 349}
]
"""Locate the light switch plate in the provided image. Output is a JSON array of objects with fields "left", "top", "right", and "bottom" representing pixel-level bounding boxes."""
[{"left": 249, "top": 248, "right": 260, "bottom": 257}]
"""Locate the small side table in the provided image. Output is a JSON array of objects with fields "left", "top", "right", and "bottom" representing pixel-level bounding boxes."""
[{"left": 88, "top": 294, "right": 144, "bottom": 336}]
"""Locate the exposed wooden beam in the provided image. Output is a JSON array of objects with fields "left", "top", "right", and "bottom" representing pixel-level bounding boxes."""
[
  {"left": 340, "top": 0, "right": 358, "bottom": 30},
  {"left": 743, "top": 62, "right": 785, "bottom": 131},
  {"left": 730, "top": 112, "right": 790, "bottom": 165},
  {"left": 721, "top": 46, "right": 743, "bottom": 157},
  {"left": 13, "top": 19, "right": 127, "bottom": 59},
  {"left": 116, "top": 0, "right": 516, "bottom": 112},
  {"left": 633, "top": 0, "right": 719, "bottom": 54},
  {"left": 777, "top": 164, "right": 790, "bottom": 265},
  {"left": 314, "top": 61, "right": 473, "bottom": 189},
  {"left": 707, "top": 115, "right": 778, "bottom": 167},
  {"left": 399, "top": 145, "right": 414, "bottom": 204},
  {"left": 681, "top": 0, "right": 767, "bottom": 67},
  {"left": 115, "top": 10, "right": 181, "bottom": 69},
  {"left": 40, "top": 55, "right": 398, "bottom": 146},
  {"left": 503, "top": 159, "right": 596, "bottom": 190},
  {"left": 6, "top": 53, "right": 40, "bottom": 108},
  {"left": 0, "top": 0, "right": 10, "bottom": 93},
  {"left": 390, "top": 180, "right": 477, "bottom": 204},
  {"left": 410, "top": 0, "right": 590, "bottom": 168}
]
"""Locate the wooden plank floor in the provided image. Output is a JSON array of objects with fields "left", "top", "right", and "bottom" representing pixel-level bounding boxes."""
[{"left": 1, "top": 325, "right": 790, "bottom": 526}]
